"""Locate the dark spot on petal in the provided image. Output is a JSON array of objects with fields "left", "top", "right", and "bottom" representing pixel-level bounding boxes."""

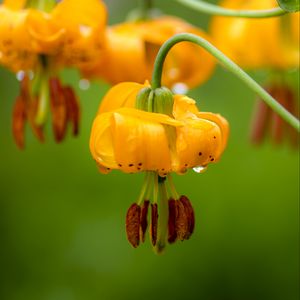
[
  {"left": 138, "top": 162, "right": 143, "bottom": 166},
  {"left": 137, "top": 167, "right": 141, "bottom": 170},
  {"left": 210, "top": 158, "right": 215, "bottom": 162},
  {"left": 184, "top": 164, "right": 188, "bottom": 167},
  {"left": 129, "top": 164, "right": 134, "bottom": 167},
  {"left": 213, "top": 136, "right": 216, "bottom": 139},
  {"left": 198, "top": 152, "right": 202, "bottom": 156},
  {"left": 118, "top": 164, "right": 122, "bottom": 167}
]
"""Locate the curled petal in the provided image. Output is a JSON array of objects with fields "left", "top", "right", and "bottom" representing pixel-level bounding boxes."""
[
  {"left": 26, "top": 10, "right": 65, "bottom": 54},
  {"left": 98, "top": 81, "right": 149, "bottom": 114}
]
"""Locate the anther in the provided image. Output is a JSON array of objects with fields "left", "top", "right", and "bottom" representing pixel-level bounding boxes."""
[
  {"left": 125, "top": 203, "right": 141, "bottom": 248},
  {"left": 150, "top": 203, "right": 158, "bottom": 246},
  {"left": 140, "top": 200, "right": 150, "bottom": 243},
  {"left": 179, "top": 195, "right": 195, "bottom": 239}
]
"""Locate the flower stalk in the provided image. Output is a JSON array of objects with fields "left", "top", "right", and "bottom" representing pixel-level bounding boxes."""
[
  {"left": 176, "top": 0, "right": 287, "bottom": 18},
  {"left": 151, "top": 33, "right": 300, "bottom": 131}
]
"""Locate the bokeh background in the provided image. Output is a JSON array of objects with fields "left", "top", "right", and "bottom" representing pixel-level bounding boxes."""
[{"left": 0, "top": 1, "right": 299, "bottom": 300}]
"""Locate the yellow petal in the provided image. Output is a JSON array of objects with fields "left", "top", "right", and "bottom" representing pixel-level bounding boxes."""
[
  {"left": 140, "top": 16, "right": 216, "bottom": 88},
  {"left": 83, "top": 24, "right": 149, "bottom": 83},
  {"left": 3, "top": 0, "right": 26, "bottom": 10},
  {"left": 52, "top": 0, "right": 107, "bottom": 68},
  {"left": 210, "top": 0, "right": 299, "bottom": 69},
  {"left": 98, "top": 81, "right": 150, "bottom": 114},
  {"left": 173, "top": 94, "right": 200, "bottom": 120},
  {"left": 52, "top": 0, "right": 107, "bottom": 29},
  {"left": 89, "top": 107, "right": 184, "bottom": 174},
  {"left": 197, "top": 112, "right": 229, "bottom": 154},
  {"left": 111, "top": 110, "right": 172, "bottom": 173},
  {"left": 26, "top": 9, "right": 65, "bottom": 54},
  {"left": 0, "top": 7, "right": 37, "bottom": 71},
  {"left": 174, "top": 118, "right": 224, "bottom": 173},
  {"left": 90, "top": 112, "right": 116, "bottom": 169}
]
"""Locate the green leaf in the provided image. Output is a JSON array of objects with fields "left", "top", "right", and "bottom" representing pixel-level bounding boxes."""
[{"left": 276, "top": 0, "right": 300, "bottom": 12}]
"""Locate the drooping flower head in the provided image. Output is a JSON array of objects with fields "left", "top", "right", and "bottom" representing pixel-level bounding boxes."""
[
  {"left": 210, "top": 0, "right": 299, "bottom": 147},
  {"left": 90, "top": 82, "right": 229, "bottom": 252},
  {"left": 82, "top": 16, "right": 216, "bottom": 92},
  {"left": 0, "top": 0, "right": 107, "bottom": 148}
]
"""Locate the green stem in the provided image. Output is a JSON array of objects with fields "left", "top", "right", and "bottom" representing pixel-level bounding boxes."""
[
  {"left": 35, "top": 73, "right": 49, "bottom": 125},
  {"left": 176, "top": 0, "right": 287, "bottom": 18},
  {"left": 151, "top": 33, "right": 300, "bottom": 131},
  {"left": 138, "top": 0, "right": 153, "bottom": 19}
]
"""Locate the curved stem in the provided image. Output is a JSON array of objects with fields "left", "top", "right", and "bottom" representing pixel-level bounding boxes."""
[
  {"left": 151, "top": 33, "right": 300, "bottom": 131},
  {"left": 176, "top": 0, "right": 287, "bottom": 18}
]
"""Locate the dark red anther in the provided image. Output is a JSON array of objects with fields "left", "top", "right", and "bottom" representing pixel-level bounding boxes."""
[
  {"left": 139, "top": 200, "right": 149, "bottom": 243},
  {"left": 175, "top": 200, "right": 188, "bottom": 241},
  {"left": 12, "top": 96, "right": 27, "bottom": 149},
  {"left": 49, "top": 78, "right": 67, "bottom": 143},
  {"left": 63, "top": 86, "right": 80, "bottom": 136},
  {"left": 250, "top": 98, "right": 271, "bottom": 145},
  {"left": 125, "top": 203, "right": 141, "bottom": 248},
  {"left": 283, "top": 87, "right": 299, "bottom": 148},
  {"left": 270, "top": 86, "right": 285, "bottom": 145},
  {"left": 150, "top": 203, "right": 158, "bottom": 246},
  {"left": 180, "top": 195, "right": 195, "bottom": 239},
  {"left": 168, "top": 198, "right": 177, "bottom": 243}
]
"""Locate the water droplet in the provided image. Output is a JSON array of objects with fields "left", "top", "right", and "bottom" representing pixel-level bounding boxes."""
[
  {"left": 193, "top": 166, "right": 207, "bottom": 174},
  {"left": 79, "top": 78, "right": 90, "bottom": 90},
  {"left": 172, "top": 83, "right": 189, "bottom": 95},
  {"left": 79, "top": 25, "right": 92, "bottom": 37},
  {"left": 16, "top": 70, "right": 25, "bottom": 81}
]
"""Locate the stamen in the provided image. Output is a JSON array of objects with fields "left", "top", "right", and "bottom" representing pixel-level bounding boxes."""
[
  {"left": 150, "top": 203, "right": 158, "bottom": 246},
  {"left": 175, "top": 200, "right": 188, "bottom": 241},
  {"left": 137, "top": 172, "right": 150, "bottom": 205},
  {"left": 126, "top": 203, "right": 141, "bottom": 248},
  {"left": 167, "top": 174, "right": 179, "bottom": 200},
  {"left": 179, "top": 196, "right": 195, "bottom": 239}
]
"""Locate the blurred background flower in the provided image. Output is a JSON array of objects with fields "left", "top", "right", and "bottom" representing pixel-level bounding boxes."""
[{"left": 0, "top": 1, "right": 299, "bottom": 300}]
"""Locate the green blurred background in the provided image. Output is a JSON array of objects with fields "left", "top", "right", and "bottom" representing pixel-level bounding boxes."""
[{"left": 0, "top": 1, "right": 299, "bottom": 300}]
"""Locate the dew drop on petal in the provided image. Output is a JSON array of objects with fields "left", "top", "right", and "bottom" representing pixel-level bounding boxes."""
[
  {"left": 193, "top": 166, "right": 207, "bottom": 174},
  {"left": 172, "top": 83, "right": 189, "bottom": 95},
  {"left": 79, "top": 78, "right": 90, "bottom": 90},
  {"left": 79, "top": 25, "right": 92, "bottom": 37},
  {"left": 16, "top": 70, "right": 25, "bottom": 81}
]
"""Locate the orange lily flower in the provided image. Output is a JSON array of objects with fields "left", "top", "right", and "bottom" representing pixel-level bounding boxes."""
[
  {"left": 210, "top": 0, "right": 299, "bottom": 69},
  {"left": 90, "top": 82, "right": 229, "bottom": 252},
  {"left": 0, "top": 0, "right": 107, "bottom": 149},
  {"left": 210, "top": 0, "right": 299, "bottom": 147},
  {"left": 83, "top": 16, "right": 216, "bottom": 91}
]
